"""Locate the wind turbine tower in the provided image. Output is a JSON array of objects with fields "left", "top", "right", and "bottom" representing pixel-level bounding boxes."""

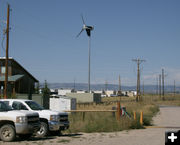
[{"left": 77, "top": 15, "right": 94, "bottom": 93}]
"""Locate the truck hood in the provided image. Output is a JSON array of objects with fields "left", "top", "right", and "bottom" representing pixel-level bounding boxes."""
[
  {"left": 7, "top": 110, "right": 38, "bottom": 117},
  {"left": 35, "top": 110, "right": 68, "bottom": 117}
]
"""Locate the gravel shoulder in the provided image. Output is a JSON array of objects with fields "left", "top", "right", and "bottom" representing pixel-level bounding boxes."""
[{"left": 1, "top": 106, "right": 180, "bottom": 145}]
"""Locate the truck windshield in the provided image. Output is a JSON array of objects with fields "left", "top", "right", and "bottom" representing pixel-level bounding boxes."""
[
  {"left": 0, "top": 101, "right": 13, "bottom": 112},
  {"left": 25, "top": 101, "right": 44, "bottom": 110}
]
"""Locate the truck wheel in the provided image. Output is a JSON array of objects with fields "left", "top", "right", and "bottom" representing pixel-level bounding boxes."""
[
  {"left": 36, "top": 122, "right": 48, "bottom": 138},
  {"left": 0, "top": 124, "right": 16, "bottom": 142},
  {"left": 18, "top": 134, "right": 32, "bottom": 140}
]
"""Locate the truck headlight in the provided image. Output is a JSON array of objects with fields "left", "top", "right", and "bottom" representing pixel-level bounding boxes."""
[
  {"left": 16, "top": 116, "right": 27, "bottom": 123},
  {"left": 50, "top": 115, "right": 59, "bottom": 122}
]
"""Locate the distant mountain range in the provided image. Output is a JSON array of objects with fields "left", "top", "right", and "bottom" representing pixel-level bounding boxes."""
[{"left": 40, "top": 83, "right": 180, "bottom": 94}]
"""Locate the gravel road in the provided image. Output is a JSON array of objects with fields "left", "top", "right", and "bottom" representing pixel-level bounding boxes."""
[{"left": 1, "top": 105, "right": 180, "bottom": 145}]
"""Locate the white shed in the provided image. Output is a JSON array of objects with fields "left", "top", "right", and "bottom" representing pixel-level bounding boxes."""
[
  {"left": 58, "top": 89, "right": 73, "bottom": 96},
  {"left": 50, "top": 96, "right": 76, "bottom": 112}
]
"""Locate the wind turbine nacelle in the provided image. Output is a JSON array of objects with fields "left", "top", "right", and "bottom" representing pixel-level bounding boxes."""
[{"left": 86, "top": 25, "right": 94, "bottom": 31}]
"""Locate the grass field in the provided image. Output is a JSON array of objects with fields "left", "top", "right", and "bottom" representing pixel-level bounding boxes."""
[{"left": 64, "top": 94, "right": 180, "bottom": 133}]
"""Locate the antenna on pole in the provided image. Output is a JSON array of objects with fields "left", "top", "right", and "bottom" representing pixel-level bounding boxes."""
[
  {"left": 132, "top": 58, "right": 145, "bottom": 102},
  {"left": 4, "top": 4, "right": 10, "bottom": 99}
]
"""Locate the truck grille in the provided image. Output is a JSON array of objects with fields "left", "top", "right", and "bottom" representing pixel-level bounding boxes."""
[
  {"left": 59, "top": 115, "right": 68, "bottom": 122},
  {"left": 27, "top": 115, "right": 39, "bottom": 124}
]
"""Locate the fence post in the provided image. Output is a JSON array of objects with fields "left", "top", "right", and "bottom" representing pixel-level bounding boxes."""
[
  {"left": 82, "top": 112, "right": 85, "bottom": 121},
  {"left": 116, "top": 102, "right": 120, "bottom": 121},
  {"left": 133, "top": 111, "right": 136, "bottom": 120},
  {"left": 140, "top": 111, "right": 143, "bottom": 125}
]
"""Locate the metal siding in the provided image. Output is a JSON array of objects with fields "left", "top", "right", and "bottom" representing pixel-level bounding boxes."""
[
  {"left": 16, "top": 94, "right": 43, "bottom": 106},
  {"left": 66, "top": 93, "right": 101, "bottom": 103}
]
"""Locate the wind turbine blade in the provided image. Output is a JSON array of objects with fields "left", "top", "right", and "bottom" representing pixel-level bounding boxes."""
[
  {"left": 81, "top": 14, "right": 86, "bottom": 25},
  {"left": 76, "top": 29, "right": 84, "bottom": 37}
]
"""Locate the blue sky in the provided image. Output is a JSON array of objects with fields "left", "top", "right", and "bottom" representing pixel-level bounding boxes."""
[{"left": 0, "top": 0, "right": 180, "bottom": 86}]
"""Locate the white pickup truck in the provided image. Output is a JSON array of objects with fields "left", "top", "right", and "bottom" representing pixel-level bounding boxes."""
[
  {"left": 0, "top": 101, "right": 40, "bottom": 142},
  {"left": 2, "top": 99, "right": 69, "bottom": 137}
]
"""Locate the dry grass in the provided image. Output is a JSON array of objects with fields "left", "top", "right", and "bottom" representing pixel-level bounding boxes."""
[
  {"left": 67, "top": 112, "right": 133, "bottom": 133},
  {"left": 65, "top": 94, "right": 177, "bottom": 133},
  {"left": 65, "top": 94, "right": 180, "bottom": 133}
]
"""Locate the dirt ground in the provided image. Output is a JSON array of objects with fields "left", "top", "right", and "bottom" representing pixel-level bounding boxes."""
[{"left": 1, "top": 105, "right": 180, "bottom": 145}]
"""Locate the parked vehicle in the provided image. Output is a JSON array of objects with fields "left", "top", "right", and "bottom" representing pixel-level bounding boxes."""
[
  {"left": 0, "top": 101, "right": 40, "bottom": 142},
  {"left": 2, "top": 99, "right": 69, "bottom": 137}
]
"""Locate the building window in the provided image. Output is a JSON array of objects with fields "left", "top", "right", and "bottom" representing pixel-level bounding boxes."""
[{"left": 1, "top": 67, "right": 5, "bottom": 74}]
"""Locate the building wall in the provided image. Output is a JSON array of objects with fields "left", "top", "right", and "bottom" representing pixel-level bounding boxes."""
[
  {"left": 58, "top": 89, "right": 73, "bottom": 96},
  {"left": 93, "top": 93, "right": 102, "bottom": 102},
  {"left": 66, "top": 93, "right": 101, "bottom": 103},
  {"left": 0, "top": 60, "right": 12, "bottom": 76},
  {"left": 16, "top": 93, "right": 49, "bottom": 109},
  {"left": 16, "top": 94, "right": 44, "bottom": 107},
  {"left": 0, "top": 59, "right": 37, "bottom": 94},
  {"left": 50, "top": 97, "right": 76, "bottom": 112},
  {"left": 12, "top": 61, "right": 35, "bottom": 94},
  {"left": 105, "top": 90, "right": 116, "bottom": 97}
]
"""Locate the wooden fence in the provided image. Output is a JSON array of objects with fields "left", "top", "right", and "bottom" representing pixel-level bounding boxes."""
[{"left": 65, "top": 102, "right": 121, "bottom": 121}]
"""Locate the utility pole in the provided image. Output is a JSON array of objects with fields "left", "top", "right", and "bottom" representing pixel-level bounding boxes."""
[
  {"left": 73, "top": 78, "right": 76, "bottom": 91},
  {"left": 88, "top": 36, "right": 91, "bottom": 93},
  {"left": 4, "top": 4, "right": 10, "bottom": 99},
  {"left": 118, "top": 75, "right": 121, "bottom": 95},
  {"left": 162, "top": 68, "right": 165, "bottom": 100},
  {"left": 142, "top": 81, "right": 144, "bottom": 96},
  {"left": 132, "top": 58, "right": 145, "bottom": 102},
  {"left": 105, "top": 80, "right": 108, "bottom": 97},
  {"left": 159, "top": 74, "right": 161, "bottom": 99},
  {"left": 174, "top": 80, "right": 176, "bottom": 97},
  {"left": 105, "top": 80, "right": 108, "bottom": 91},
  {"left": 156, "top": 76, "right": 159, "bottom": 95}
]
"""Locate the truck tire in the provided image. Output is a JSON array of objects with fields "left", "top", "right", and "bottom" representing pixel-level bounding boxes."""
[
  {"left": 18, "top": 134, "right": 32, "bottom": 140},
  {"left": 36, "top": 122, "right": 48, "bottom": 138},
  {"left": 0, "top": 124, "right": 16, "bottom": 142}
]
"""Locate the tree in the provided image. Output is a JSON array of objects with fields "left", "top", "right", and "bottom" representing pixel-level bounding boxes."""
[
  {"left": 35, "top": 82, "right": 40, "bottom": 94},
  {"left": 42, "top": 80, "right": 50, "bottom": 109}
]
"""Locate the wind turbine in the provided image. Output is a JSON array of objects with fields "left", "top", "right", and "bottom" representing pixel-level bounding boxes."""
[{"left": 77, "top": 15, "right": 94, "bottom": 93}]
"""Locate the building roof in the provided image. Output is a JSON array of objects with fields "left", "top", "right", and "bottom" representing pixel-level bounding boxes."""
[
  {"left": 0, "top": 57, "right": 38, "bottom": 82},
  {"left": 0, "top": 74, "right": 24, "bottom": 82}
]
